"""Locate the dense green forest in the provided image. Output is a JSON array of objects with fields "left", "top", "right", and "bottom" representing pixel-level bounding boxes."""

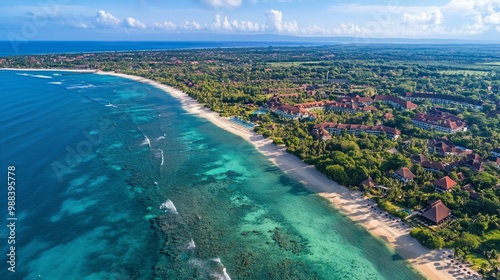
[{"left": 3, "top": 44, "right": 500, "bottom": 277}]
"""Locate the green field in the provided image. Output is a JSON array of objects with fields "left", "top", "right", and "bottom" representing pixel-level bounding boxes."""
[
  {"left": 482, "top": 62, "right": 500, "bottom": 66},
  {"left": 438, "top": 70, "right": 492, "bottom": 76},
  {"left": 465, "top": 252, "right": 490, "bottom": 269}
]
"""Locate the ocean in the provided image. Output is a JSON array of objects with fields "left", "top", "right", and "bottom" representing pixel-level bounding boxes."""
[
  {"left": 0, "top": 70, "right": 425, "bottom": 279},
  {"left": 0, "top": 41, "right": 325, "bottom": 57}
]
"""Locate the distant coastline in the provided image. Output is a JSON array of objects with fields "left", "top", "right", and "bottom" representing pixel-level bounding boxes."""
[{"left": 0, "top": 67, "right": 465, "bottom": 280}]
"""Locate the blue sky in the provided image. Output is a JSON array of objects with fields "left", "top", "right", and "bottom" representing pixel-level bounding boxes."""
[{"left": 1, "top": 0, "right": 500, "bottom": 40}]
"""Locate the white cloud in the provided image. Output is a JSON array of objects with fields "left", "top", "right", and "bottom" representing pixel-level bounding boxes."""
[
  {"left": 178, "top": 21, "right": 203, "bottom": 31},
  {"left": 213, "top": 15, "right": 264, "bottom": 32},
  {"left": 403, "top": 9, "right": 444, "bottom": 26},
  {"left": 485, "top": 12, "right": 500, "bottom": 24},
  {"left": 264, "top": 9, "right": 298, "bottom": 33},
  {"left": 95, "top": 10, "right": 120, "bottom": 28},
  {"left": 214, "top": 15, "right": 233, "bottom": 30},
  {"left": 124, "top": 17, "right": 146, "bottom": 29},
  {"left": 69, "top": 2, "right": 499, "bottom": 38},
  {"left": 265, "top": 10, "right": 283, "bottom": 32},
  {"left": 72, "top": 22, "right": 90, "bottom": 29},
  {"left": 154, "top": 21, "right": 177, "bottom": 30},
  {"left": 199, "top": 0, "right": 243, "bottom": 8},
  {"left": 230, "top": 19, "right": 262, "bottom": 32}
]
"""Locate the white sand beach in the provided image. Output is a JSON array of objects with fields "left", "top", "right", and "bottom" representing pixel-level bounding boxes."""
[{"left": 2, "top": 68, "right": 479, "bottom": 279}]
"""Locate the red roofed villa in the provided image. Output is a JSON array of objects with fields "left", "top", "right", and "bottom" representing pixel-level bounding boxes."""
[
  {"left": 393, "top": 167, "right": 416, "bottom": 183},
  {"left": 421, "top": 200, "right": 452, "bottom": 224},
  {"left": 434, "top": 176, "right": 457, "bottom": 192}
]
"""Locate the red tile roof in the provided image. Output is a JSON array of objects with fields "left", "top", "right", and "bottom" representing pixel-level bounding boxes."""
[
  {"left": 434, "top": 176, "right": 457, "bottom": 190},
  {"left": 422, "top": 199, "right": 452, "bottom": 224},
  {"left": 421, "top": 160, "right": 446, "bottom": 171},
  {"left": 374, "top": 95, "right": 418, "bottom": 109},
  {"left": 394, "top": 167, "right": 416, "bottom": 179},
  {"left": 361, "top": 176, "right": 376, "bottom": 188},
  {"left": 410, "top": 154, "right": 428, "bottom": 164}
]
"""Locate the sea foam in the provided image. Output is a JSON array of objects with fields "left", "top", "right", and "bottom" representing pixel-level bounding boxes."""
[
  {"left": 158, "top": 149, "right": 164, "bottom": 166},
  {"left": 66, "top": 84, "right": 95, "bottom": 90},
  {"left": 210, "top": 258, "right": 232, "bottom": 280},
  {"left": 16, "top": 73, "right": 52, "bottom": 79},
  {"left": 159, "top": 199, "right": 178, "bottom": 214},
  {"left": 140, "top": 136, "right": 151, "bottom": 148},
  {"left": 187, "top": 239, "right": 196, "bottom": 249}
]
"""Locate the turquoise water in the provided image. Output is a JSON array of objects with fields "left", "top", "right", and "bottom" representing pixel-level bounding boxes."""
[{"left": 0, "top": 70, "right": 425, "bottom": 279}]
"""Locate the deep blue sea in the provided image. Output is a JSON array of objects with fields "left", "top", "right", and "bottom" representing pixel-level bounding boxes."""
[
  {"left": 0, "top": 41, "right": 324, "bottom": 56},
  {"left": 0, "top": 70, "right": 425, "bottom": 279}
]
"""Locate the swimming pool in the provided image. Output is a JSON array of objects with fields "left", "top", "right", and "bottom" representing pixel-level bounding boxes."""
[{"left": 230, "top": 117, "right": 255, "bottom": 129}]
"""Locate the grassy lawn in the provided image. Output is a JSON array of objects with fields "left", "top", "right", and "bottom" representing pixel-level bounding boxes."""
[
  {"left": 377, "top": 199, "right": 411, "bottom": 219},
  {"left": 267, "top": 62, "right": 303, "bottom": 67},
  {"left": 438, "top": 70, "right": 491, "bottom": 76},
  {"left": 484, "top": 229, "right": 500, "bottom": 240},
  {"left": 482, "top": 62, "right": 500, "bottom": 66},
  {"left": 465, "top": 252, "right": 490, "bottom": 269}
]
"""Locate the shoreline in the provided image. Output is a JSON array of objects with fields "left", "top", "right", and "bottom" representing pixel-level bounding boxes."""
[
  {"left": 2, "top": 68, "right": 478, "bottom": 279},
  {"left": 0, "top": 68, "right": 97, "bottom": 73}
]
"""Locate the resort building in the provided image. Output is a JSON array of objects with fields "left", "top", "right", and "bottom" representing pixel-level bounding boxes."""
[
  {"left": 434, "top": 176, "right": 457, "bottom": 192},
  {"left": 421, "top": 200, "right": 452, "bottom": 224},
  {"left": 361, "top": 176, "right": 376, "bottom": 189},
  {"left": 336, "top": 95, "right": 374, "bottom": 105},
  {"left": 311, "top": 127, "right": 332, "bottom": 141},
  {"left": 492, "top": 148, "right": 500, "bottom": 158},
  {"left": 463, "top": 184, "right": 482, "bottom": 200},
  {"left": 428, "top": 137, "right": 472, "bottom": 156},
  {"left": 456, "top": 172, "right": 466, "bottom": 182},
  {"left": 374, "top": 95, "right": 418, "bottom": 110},
  {"left": 461, "top": 154, "right": 484, "bottom": 172},
  {"left": 410, "top": 154, "right": 428, "bottom": 164},
  {"left": 405, "top": 93, "right": 484, "bottom": 110},
  {"left": 393, "top": 167, "right": 416, "bottom": 183},
  {"left": 412, "top": 109, "right": 468, "bottom": 134},
  {"left": 493, "top": 157, "right": 500, "bottom": 169},
  {"left": 311, "top": 123, "right": 401, "bottom": 140},
  {"left": 360, "top": 176, "right": 388, "bottom": 192},
  {"left": 295, "top": 100, "right": 377, "bottom": 114},
  {"left": 421, "top": 160, "right": 447, "bottom": 173},
  {"left": 272, "top": 104, "right": 311, "bottom": 120}
]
